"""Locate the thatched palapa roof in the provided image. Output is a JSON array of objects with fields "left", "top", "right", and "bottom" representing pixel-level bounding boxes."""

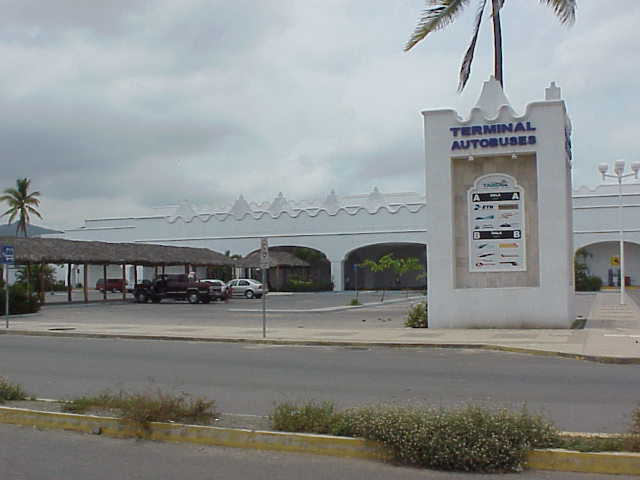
[
  {"left": 0, "top": 237, "right": 234, "bottom": 266},
  {"left": 238, "top": 250, "right": 310, "bottom": 268}
]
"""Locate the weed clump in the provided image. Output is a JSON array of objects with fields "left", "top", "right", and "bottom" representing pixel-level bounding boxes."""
[
  {"left": 405, "top": 302, "right": 428, "bottom": 328},
  {"left": 0, "top": 377, "right": 27, "bottom": 403},
  {"left": 626, "top": 405, "right": 640, "bottom": 452},
  {"left": 64, "top": 389, "right": 217, "bottom": 429}
]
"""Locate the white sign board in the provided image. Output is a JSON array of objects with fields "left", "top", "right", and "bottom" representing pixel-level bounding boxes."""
[
  {"left": 260, "top": 237, "right": 269, "bottom": 269},
  {"left": 468, "top": 174, "right": 526, "bottom": 272}
]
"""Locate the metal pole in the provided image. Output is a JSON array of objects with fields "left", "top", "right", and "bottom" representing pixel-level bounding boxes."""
[
  {"left": 354, "top": 264, "right": 359, "bottom": 301},
  {"left": 619, "top": 177, "right": 625, "bottom": 305},
  {"left": 262, "top": 267, "right": 267, "bottom": 338},
  {"left": 5, "top": 266, "right": 9, "bottom": 328}
]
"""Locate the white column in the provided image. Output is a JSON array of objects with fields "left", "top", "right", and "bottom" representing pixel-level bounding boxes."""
[{"left": 330, "top": 260, "right": 344, "bottom": 291}]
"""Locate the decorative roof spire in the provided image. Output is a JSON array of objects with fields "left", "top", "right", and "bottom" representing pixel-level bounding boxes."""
[
  {"left": 269, "top": 192, "right": 290, "bottom": 214},
  {"left": 474, "top": 76, "right": 511, "bottom": 117},
  {"left": 365, "top": 186, "right": 385, "bottom": 212},
  {"left": 322, "top": 189, "right": 340, "bottom": 213},
  {"left": 230, "top": 194, "right": 252, "bottom": 217}
]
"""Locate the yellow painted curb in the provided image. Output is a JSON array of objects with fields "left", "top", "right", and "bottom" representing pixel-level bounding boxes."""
[
  {"left": 528, "top": 449, "right": 640, "bottom": 475},
  {"left": 0, "top": 406, "right": 389, "bottom": 461},
  {"left": 2, "top": 406, "right": 639, "bottom": 474}
]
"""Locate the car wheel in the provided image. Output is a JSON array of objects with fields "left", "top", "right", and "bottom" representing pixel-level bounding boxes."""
[
  {"left": 135, "top": 292, "right": 148, "bottom": 303},
  {"left": 200, "top": 296, "right": 211, "bottom": 304},
  {"left": 245, "top": 290, "right": 254, "bottom": 299},
  {"left": 187, "top": 292, "right": 200, "bottom": 304}
]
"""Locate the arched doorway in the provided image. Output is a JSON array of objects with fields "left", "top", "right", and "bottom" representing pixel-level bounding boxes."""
[
  {"left": 577, "top": 241, "right": 640, "bottom": 287},
  {"left": 344, "top": 243, "right": 427, "bottom": 290}
]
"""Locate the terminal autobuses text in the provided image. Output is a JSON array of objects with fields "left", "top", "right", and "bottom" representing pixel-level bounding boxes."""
[{"left": 450, "top": 122, "right": 537, "bottom": 151}]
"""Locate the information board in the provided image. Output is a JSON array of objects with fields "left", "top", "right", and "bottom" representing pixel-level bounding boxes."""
[{"left": 468, "top": 174, "right": 526, "bottom": 272}]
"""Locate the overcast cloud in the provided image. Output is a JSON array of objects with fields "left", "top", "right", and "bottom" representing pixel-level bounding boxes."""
[{"left": 0, "top": 0, "right": 638, "bottom": 229}]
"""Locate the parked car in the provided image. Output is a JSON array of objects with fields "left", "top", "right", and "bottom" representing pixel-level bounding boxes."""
[
  {"left": 133, "top": 274, "right": 214, "bottom": 304},
  {"left": 96, "top": 278, "right": 127, "bottom": 293},
  {"left": 226, "top": 279, "right": 264, "bottom": 299},
  {"left": 200, "top": 279, "right": 229, "bottom": 301}
]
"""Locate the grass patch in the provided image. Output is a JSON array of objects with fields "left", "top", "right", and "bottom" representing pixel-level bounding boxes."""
[
  {"left": 555, "top": 435, "right": 628, "bottom": 452},
  {"left": 0, "top": 377, "right": 28, "bottom": 403},
  {"left": 271, "top": 401, "right": 341, "bottom": 435},
  {"left": 63, "top": 389, "right": 218, "bottom": 429},
  {"left": 349, "top": 298, "right": 361, "bottom": 306},
  {"left": 271, "top": 401, "right": 558, "bottom": 473}
]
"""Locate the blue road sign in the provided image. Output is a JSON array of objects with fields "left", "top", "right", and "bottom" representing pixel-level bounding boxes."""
[{"left": 1, "top": 245, "right": 15, "bottom": 265}]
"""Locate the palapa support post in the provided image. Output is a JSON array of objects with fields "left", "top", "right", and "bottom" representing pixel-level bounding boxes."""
[
  {"left": 103, "top": 264, "right": 107, "bottom": 301},
  {"left": 39, "top": 261, "right": 45, "bottom": 304},
  {"left": 67, "top": 263, "right": 72, "bottom": 303},
  {"left": 133, "top": 265, "right": 138, "bottom": 288},
  {"left": 83, "top": 264, "right": 88, "bottom": 303},
  {"left": 162, "top": 265, "right": 165, "bottom": 275}
]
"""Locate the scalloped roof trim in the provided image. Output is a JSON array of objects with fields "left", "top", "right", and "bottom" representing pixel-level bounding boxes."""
[
  {"left": 166, "top": 203, "right": 425, "bottom": 224},
  {"left": 422, "top": 99, "right": 565, "bottom": 125}
]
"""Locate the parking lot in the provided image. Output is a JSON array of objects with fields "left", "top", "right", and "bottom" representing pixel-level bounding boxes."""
[{"left": 28, "top": 291, "right": 424, "bottom": 331}]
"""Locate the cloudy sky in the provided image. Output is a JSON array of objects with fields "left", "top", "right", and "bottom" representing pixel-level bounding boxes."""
[{"left": 0, "top": 0, "right": 638, "bottom": 230}]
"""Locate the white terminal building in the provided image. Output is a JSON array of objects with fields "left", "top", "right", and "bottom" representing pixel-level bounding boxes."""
[
  {"left": 53, "top": 182, "right": 640, "bottom": 291},
  {"left": 47, "top": 81, "right": 638, "bottom": 293}
]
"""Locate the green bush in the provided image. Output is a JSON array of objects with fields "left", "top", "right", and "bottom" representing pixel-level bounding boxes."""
[
  {"left": 626, "top": 405, "right": 640, "bottom": 452},
  {"left": 271, "top": 401, "right": 558, "bottom": 473},
  {"left": 576, "top": 274, "right": 602, "bottom": 292},
  {"left": 0, "top": 377, "right": 28, "bottom": 403},
  {"left": 0, "top": 284, "right": 41, "bottom": 315},
  {"left": 405, "top": 302, "right": 428, "bottom": 328}
]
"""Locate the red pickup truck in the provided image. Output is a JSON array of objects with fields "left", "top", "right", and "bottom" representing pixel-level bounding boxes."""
[{"left": 96, "top": 278, "right": 128, "bottom": 293}]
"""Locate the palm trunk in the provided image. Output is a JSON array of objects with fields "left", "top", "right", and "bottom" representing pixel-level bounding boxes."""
[{"left": 491, "top": 0, "right": 503, "bottom": 87}]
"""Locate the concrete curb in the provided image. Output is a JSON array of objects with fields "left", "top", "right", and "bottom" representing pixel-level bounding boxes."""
[
  {"left": 528, "top": 449, "right": 640, "bottom": 475},
  {"left": 1, "top": 406, "right": 638, "bottom": 474},
  {"left": 1, "top": 329, "right": 639, "bottom": 364}
]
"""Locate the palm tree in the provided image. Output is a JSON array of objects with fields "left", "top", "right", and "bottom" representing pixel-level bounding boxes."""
[
  {"left": 1, "top": 178, "right": 43, "bottom": 237},
  {"left": 405, "top": 0, "right": 576, "bottom": 92}
]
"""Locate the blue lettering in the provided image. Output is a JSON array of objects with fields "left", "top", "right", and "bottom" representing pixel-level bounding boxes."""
[
  {"left": 460, "top": 140, "right": 470, "bottom": 149},
  {"left": 499, "top": 137, "right": 509, "bottom": 146},
  {"left": 450, "top": 127, "right": 461, "bottom": 137},
  {"left": 514, "top": 122, "right": 526, "bottom": 133},
  {"left": 480, "top": 139, "right": 490, "bottom": 148},
  {"left": 452, "top": 140, "right": 461, "bottom": 150},
  {"left": 509, "top": 137, "right": 518, "bottom": 145},
  {"left": 526, "top": 121, "right": 536, "bottom": 131},
  {"left": 471, "top": 126, "right": 482, "bottom": 135},
  {"left": 483, "top": 125, "right": 497, "bottom": 134},
  {"left": 518, "top": 136, "right": 527, "bottom": 145},
  {"left": 528, "top": 135, "right": 536, "bottom": 144},
  {"left": 461, "top": 127, "right": 471, "bottom": 136},
  {"left": 489, "top": 138, "right": 498, "bottom": 147},
  {"left": 499, "top": 124, "right": 513, "bottom": 133}
]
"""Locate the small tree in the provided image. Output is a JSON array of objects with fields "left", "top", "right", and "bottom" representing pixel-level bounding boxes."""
[
  {"left": 390, "top": 257, "right": 424, "bottom": 298},
  {"left": 360, "top": 253, "right": 398, "bottom": 302}
]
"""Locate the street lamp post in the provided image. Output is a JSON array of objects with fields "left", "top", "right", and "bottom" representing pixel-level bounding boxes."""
[{"left": 598, "top": 160, "right": 640, "bottom": 305}]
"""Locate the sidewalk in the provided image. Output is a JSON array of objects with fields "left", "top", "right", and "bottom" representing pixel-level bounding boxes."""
[{"left": 2, "top": 291, "right": 640, "bottom": 363}]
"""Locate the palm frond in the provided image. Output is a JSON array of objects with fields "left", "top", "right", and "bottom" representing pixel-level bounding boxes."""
[
  {"left": 458, "top": 0, "right": 487, "bottom": 92},
  {"left": 539, "top": 0, "right": 576, "bottom": 26},
  {"left": 26, "top": 206, "right": 43, "bottom": 219},
  {"left": 405, "top": 0, "right": 471, "bottom": 51}
]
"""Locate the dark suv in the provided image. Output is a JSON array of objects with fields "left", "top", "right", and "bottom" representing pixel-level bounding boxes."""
[{"left": 133, "top": 274, "right": 214, "bottom": 304}]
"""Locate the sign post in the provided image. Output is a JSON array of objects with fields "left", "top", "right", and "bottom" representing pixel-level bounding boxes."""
[
  {"left": 260, "top": 238, "right": 269, "bottom": 338},
  {"left": 1, "top": 245, "right": 15, "bottom": 328}
]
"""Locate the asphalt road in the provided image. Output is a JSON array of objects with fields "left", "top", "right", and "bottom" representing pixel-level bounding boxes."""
[
  {"left": 2, "top": 424, "right": 634, "bottom": 480},
  {"left": 0, "top": 336, "right": 637, "bottom": 433}
]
